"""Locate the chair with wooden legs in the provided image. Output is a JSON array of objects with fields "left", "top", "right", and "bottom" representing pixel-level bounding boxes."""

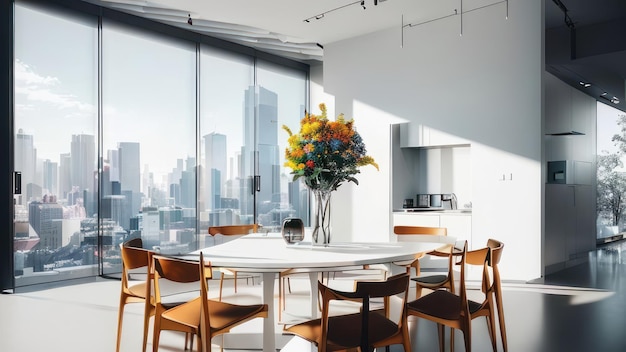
[
  {"left": 116, "top": 238, "right": 154, "bottom": 352},
  {"left": 283, "top": 273, "right": 412, "bottom": 352},
  {"left": 393, "top": 225, "right": 456, "bottom": 298},
  {"left": 473, "top": 239, "right": 507, "bottom": 352},
  {"left": 435, "top": 239, "right": 507, "bottom": 352},
  {"left": 151, "top": 252, "right": 268, "bottom": 352},
  {"left": 208, "top": 224, "right": 259, "bottom": 301},
  {"left": 407, "top": 240, "right": 471, "bottom": 351}
]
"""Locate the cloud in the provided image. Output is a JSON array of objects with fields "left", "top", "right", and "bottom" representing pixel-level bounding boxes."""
[{"left": 15, "top": 59, "right": 95, "bottom": 114}]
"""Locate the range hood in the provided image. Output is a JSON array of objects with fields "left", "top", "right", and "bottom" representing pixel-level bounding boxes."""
[{"left": 546, "top": 131, "right": 585, "bottom": 136}]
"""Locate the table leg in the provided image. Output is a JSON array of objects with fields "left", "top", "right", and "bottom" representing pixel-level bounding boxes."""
[
  {"left": 261, "top": 272, "right": 276, "bottom": 352},
  {"left": 308, "top": 272, "right": 321, "bottom": 318}
]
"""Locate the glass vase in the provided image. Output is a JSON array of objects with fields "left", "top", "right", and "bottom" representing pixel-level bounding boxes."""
[{"left": 311, "top": 189, "right": 332, "bottom": 246}]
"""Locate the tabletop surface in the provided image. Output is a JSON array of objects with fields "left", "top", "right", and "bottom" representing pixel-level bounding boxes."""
[{"left": 183, "top": 233, "right": 443, "bottom": 271}]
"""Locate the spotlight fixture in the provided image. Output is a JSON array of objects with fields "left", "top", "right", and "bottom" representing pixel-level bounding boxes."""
[
  {"left": 304, "top": 0, "right": 382, "bottom": 23},
  {"left": 612, "top": 97, "right": 620, "bottom": 104},
  {"left": 187, "top": 14, "right": 192, "bottom": 25},
  {"left": 578, "top": 81, "right": 591, "bottom": 88}
]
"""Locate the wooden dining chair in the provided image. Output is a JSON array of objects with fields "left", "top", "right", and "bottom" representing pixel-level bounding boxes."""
[
  {"left": 393, "top": 225, "right": 456, "bottom": 298},
  {"left": 151, "top": 252, "right": 268, "bottom": 352},
  {"left": 475, "top": 239, "right": 507, "bottom": 352},
  {"left": 208, "top": 224, "right": 259, "bottom": 301},
  {"left": 283, "top": 273, "right": 412, "bottom": 352},
  {"left": 436, "top": 239, "right": 507, "bottom": 352},
  {"left": 407, "top": 240, "right": 494, "bottom": 352},
  {"left": 116, "top": 238, "right": 154, "bottom": 352}
]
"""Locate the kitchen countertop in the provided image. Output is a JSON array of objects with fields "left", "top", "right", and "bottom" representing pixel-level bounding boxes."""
[{"left": 394, "top": 208, "right": 472, "bottom": 214}]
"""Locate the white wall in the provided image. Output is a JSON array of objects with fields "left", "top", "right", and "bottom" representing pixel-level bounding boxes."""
[{"left": 318, "top": 0, "right": 543, "bottom": 281}]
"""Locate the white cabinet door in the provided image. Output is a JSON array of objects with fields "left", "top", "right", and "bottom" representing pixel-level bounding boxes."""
[
  {"left": 393, "top": 213, "right": 440, "bottom": 227},
  {"left": 440, "top": 214, "right": 472, "bottom": 249},
  {"left": 399, "top": 123, "right": 427, "bottom": 147},
  {"left": 545, "top": 184, "right": 576, "bottom": 267},
  {"left": 400, "top": 123, "right": 469, "bottom": 147}
]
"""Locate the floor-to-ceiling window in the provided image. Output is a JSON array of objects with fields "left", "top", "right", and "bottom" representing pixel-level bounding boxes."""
[
  {"left": 597, "top": 101, "right": 626, "bottom": 240},
  {"left": 9, "top": 0, "right": 309, "bottom": 289},
  {"left": 100, "top": 22, "right": 197, "bottom": 272},
  {"left": 14, "top": 3, "right": 98, "bottom": 286},
  {"left": 198, "top": 46, "right": 254, "bottom": 238},
  {"left": 256, "top": 60, "right": 309, "bottom": 230}
]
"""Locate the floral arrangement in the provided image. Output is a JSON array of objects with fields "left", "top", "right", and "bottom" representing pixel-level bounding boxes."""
[{"left": 282, "top": 103, "right": 379, "bottom": 192}]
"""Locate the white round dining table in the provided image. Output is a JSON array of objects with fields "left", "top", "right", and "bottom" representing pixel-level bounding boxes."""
[{"left": 183, "top": 233, "right": 443, "bottom": 352}]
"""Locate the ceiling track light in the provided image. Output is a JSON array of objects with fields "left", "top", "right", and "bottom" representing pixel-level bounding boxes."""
[
  {"left": 579, "top": 81, "right": 591, "bottom": 88},
  {"left": 401, "top": 0, "right": 508, "bottom": 46},
  {"left": 187, "top": 14, "right": 192, "bottom": 25},
  {"left": 304, "top": 0, "right": 382, "bottom": 23}
]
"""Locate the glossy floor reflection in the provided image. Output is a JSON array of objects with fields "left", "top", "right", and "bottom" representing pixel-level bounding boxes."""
[{"left": 2, "top": 240, "right": 626, "bottom": 351}]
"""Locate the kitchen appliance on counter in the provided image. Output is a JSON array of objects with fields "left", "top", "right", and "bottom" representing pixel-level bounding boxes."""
[
  {"left": 429, "top": 194, "right": 442, "bottom": 208},
  {"left": 405, "top": 193, "right": 458, "bottom": 210},
  {"left": 441, "top": 193, "right": 458, "bottom": 210},
  {"left": 417, "top": 194, "right": 430, "bottom": 208}
]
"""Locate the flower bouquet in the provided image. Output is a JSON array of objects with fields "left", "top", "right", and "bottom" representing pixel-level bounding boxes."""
[{"left": 282, "top": 103, "right": 378, "bottom": 245}]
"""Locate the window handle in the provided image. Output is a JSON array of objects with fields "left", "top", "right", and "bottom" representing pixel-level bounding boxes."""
[{"left": 254, "top": 175, "right": 261, "bottom": 192}]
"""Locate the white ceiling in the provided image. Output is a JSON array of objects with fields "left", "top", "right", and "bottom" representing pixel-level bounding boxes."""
[
  {"left": 86, "top": 0, "right": 502, "bottom": 62},
  {"left": 85, "top": 0, "right": 626, "bottom": 108}
]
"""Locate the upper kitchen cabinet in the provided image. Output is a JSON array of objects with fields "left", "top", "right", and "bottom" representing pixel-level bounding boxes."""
[
  {"left": 544, "top": 72, "right": 596, "bottom": 162},
  {"left": 545, "top": 72, "right": 595, "bottom": 136},
  {"left": 400, "top": 122, "right": 469, "bottom": 148}
]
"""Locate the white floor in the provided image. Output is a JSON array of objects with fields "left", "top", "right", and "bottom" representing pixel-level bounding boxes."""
[{"left": 3, "top": 241, "right": 626, "bottom": 352}]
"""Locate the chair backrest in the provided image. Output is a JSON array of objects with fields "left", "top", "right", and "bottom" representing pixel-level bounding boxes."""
[
  {"left": 199, "top": 252, "right": 214, "bottom": 338},
  {"left": 451, "top": 240, "right": 471, "bottom": 322},
  {"left": 152, "top": 255, "right": 202, "bottom": 305},
  {"left": 120, "top": 238, "right": 154, "bottom": 293},
  {"left": 487, "top": 238, "right": 504, "bottom": 266},
  {"left": 393, "top": 225, "right": 447, "bottom": 236},
  {"left": 319, "top": 273, "right": 410, "bottom": 352},
  {"left": 120, "top": 238, "right": 150, "bottom": 271},
  {"left": 208, "top": 224, "right": 258, "bottom": 236}
]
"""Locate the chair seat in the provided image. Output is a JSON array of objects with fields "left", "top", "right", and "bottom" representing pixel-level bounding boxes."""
[
  {"left": 412, "top": 274, "right": 448, "bottom": 285},
  {"left": 408, "top": 290, "right": 461, "bottom": 320},
  {"left": 126, "top": 282, "right": 148, "bottom": 299},
  {"left": 285, "top": 309, "right": 400, "bottom": 351},
  {"left": 162, "top": 296, "right": 268, "bottom": 333}
]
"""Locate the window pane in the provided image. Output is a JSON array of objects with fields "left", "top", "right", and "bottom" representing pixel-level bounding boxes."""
[
  {"left": 199, "top": 46, "right": 254, "bottom": 241},
  {"left": 14, "top": 4, "right": 98, "bottom": 285},
  {"left": 102, "top": 22, "right": 196, "bottom": 266},
  {"left": 256, "top": 60, "right": 309, "bottom": 230}
]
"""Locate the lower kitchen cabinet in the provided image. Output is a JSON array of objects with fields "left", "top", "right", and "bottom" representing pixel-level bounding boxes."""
[
  {"left": 545, "top": 184, "right": 595, "bottom": 273},
  {"left": 393, "top": 213, "right": 472, "bottom": 249}
]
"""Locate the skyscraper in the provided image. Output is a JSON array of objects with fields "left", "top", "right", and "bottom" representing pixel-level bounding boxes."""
[
  {"left": 203, "top": 133, "right": 227, "bottom": 210},
  {"left": 244, "top": 86, "right": 280, "bottom": 224},
  {"left": 15, "top": 129, "right": 37, "bottom": 204},
  {"left": 70, "top": 134, "right": 95, "bottom": 193},
  {"left": 118, "top": 142, "right": 140, "bottom": 194}
]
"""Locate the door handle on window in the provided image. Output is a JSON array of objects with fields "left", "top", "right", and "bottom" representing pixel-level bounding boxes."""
[
  {"left": 14, "top": 172, "right": 21, "bottom": 194},
  {"left": 254, "top": 175, "right": 261, "bottom": 192}
]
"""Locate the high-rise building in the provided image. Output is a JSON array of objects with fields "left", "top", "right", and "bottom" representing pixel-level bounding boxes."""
[
  {"left": 58, "top": 153, "right": 71, "bottom": 200},
  {"left": 28, "top": 200, "right": 64, "bottom": 250},
  {"left": 118, "top": 142, "right": 140, "bottom": 194},
  {"left": 15, "top": 129, "right": 37, "bottom": 204},
  {"left": 204, "top": 132, "right": 227, "bottom": 210},
  {"left": 71, "top": 134, "right": 95, "bottom": 193},
  {"left": 244, "top": 86, "right": 280, "bottom": 223},
  {"left": 42, "top": 159, "right": 58, "bottom": 197}
]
